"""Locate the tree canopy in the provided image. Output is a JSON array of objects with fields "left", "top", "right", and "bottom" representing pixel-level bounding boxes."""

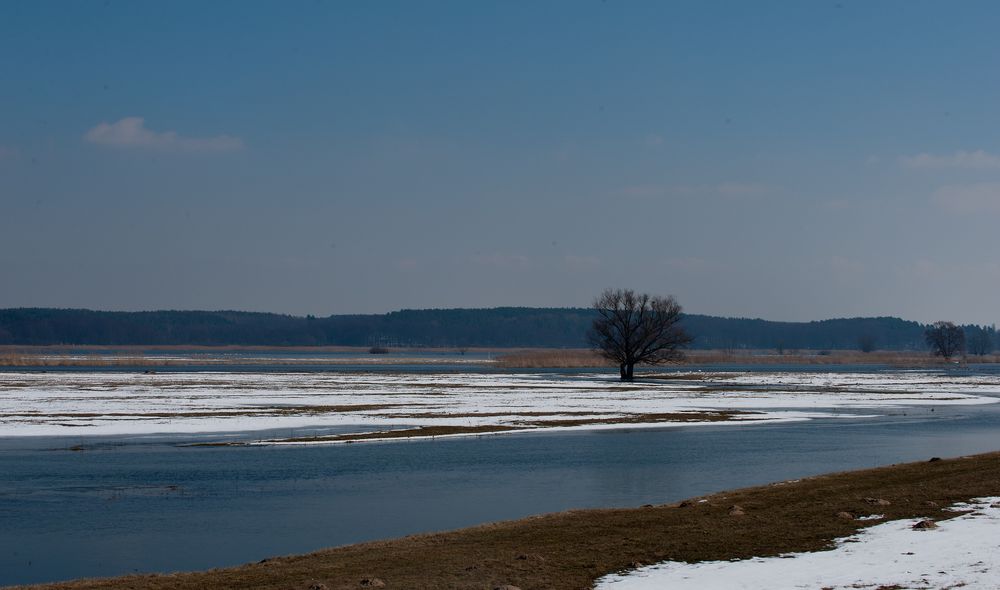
[
  {"left": 0, "top": 308, "right": 992, "bottom": 351},
  {"left": 925, "top": 321, "right": 966, "bottom": 359},
  {"left": 589, "top": 289, "right": 693, "bottom": 381}
]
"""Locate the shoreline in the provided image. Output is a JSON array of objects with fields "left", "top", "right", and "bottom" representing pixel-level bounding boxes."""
[
  {"left": 2, "top": 346, "right": 999, "bottom": 369},
  {"left": 11, "top": 450, "right": 1000, "bottom": 590}
]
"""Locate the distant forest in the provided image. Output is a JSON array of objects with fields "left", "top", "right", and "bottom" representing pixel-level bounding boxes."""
[{"left": 1, "top": 307, "right": 997, "bottom": 352}]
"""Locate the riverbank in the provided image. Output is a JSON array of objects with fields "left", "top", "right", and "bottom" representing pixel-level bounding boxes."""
[{"left": 12, "top": 450, "right": 1000, "bottom": 590}]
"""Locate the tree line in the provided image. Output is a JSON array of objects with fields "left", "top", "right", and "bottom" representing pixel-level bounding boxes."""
[{"left": 0, "top": 307, "right": 995, "bottom": 352}]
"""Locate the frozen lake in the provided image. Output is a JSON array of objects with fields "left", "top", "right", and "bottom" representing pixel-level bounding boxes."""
[{"left": 2, "top": 367, "right": 1000, "bottom": 585}]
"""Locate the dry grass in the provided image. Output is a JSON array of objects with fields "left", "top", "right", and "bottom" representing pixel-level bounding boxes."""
[
  {"left": 3, "top": 345, "right": 999, "bottom": 368},
  {"left": 16, "top": 451, "right": 1000, "bottom": 590},
  {"left": 0, "top": 346, "right": 483, "bottom": 367},
  {"left": 0, "top": 345, "right": 424, "bottom": 354},
  {"left": 201, "top": 412, "right": 755, "bottom": 445},
  {"left": 0, "top": 352, "right": 167, "bottom": 367},
  {"left": 495, "top": 348, "right": 1000, "bottom": 369},
  {"left": 493, "top": 349, "right": 606, "bottom": 368},
  {"left": 682, "top": 349, "right": 979, "bottom": 367},
  {"left": 517, "top": 410, "right": 753, "bottom": 428},
  {"left": 264, "top": 425, "right": 524, "bottom": 444},
  {"left": 5, "top": 405, "right": 408, "bottom": 421}
]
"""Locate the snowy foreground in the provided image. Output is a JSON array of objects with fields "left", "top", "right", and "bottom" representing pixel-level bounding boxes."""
[
  {"left": 1, "top": 370, "right": 998, "bottom": 440},
  {"left": 596, "top": 496, "right": 1000, "bottom": 590}
]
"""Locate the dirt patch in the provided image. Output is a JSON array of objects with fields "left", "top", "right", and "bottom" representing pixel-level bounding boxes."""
[
  {"left": 264, "top": 425, "right": 525, "bottom": 444},
  {"left": 190, "top": 412, "right": 755, "bottom": 446},
  {"left": 6, "top": 405, "right": 410, "bottom": 422},
  {"left": 15, "top": 451, "right": 1000, "bottom": 590},
  {"left": 387, "top": 411, "right": 602, "bottom": 419},
  {"left": 518, "top": 410, "right": 755, "bottom": 428}
]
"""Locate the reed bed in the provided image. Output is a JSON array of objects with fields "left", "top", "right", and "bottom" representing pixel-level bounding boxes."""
[
  {"left": 0, "top": 352, "right": 172, "bottom": 367},
  {"left": 2, "top": 347, "right": 998, "bottom": 368},
  {"left": 492, "top": 349, "right": 605, "bottom": 368},
  {"left": 495, "top": 348, "right": 1000, "bottom": 369}
]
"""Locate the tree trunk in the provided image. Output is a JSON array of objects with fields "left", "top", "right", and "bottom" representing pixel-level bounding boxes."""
[{"left": 620, "top": 362, "right": 635, "bottom": 381}]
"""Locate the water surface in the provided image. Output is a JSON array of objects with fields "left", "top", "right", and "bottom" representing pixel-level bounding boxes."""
[{"left": 2, "top": 399, "right": 999, "bottom": 586}]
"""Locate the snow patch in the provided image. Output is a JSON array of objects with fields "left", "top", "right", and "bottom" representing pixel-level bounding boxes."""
[
  {"left": 0, "top": 370, "right": 997, "bottom": 439},
  {"left": 596, "top": 497, "right": 1000, "bottom": 590}
]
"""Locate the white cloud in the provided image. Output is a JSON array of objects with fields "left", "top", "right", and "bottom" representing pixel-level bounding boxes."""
[
  {"left": 644, "top": 134, "right": 665, "bottom": 147},
  {"left": 662, "top": 256, "right": 709, "bottom": 272},
  {"left": 552, "top": 142, "right": 577, "bottom": 162},
  {"left": 829, "top": 255, "right": 864, "bottom": 276},
  {"left": 620, "top": 184, "right": 668, "bottom": 199},
  {"left": 619, "top": 182, "right": 772, "bottom": 200},
  {"left": 563, "top": 255, "right": 601, "bottom": 271},
  {"left": 822, "top": 198, "right": 851, "bottom": 210},
  {"left": 714, "top": 182, "right": 770, "bottom": 197},
  {"left": 394, "top": 257, "right": 422, "bottom": 271},
  {"left": 899, "top": 150, "right": 1000, "bottom": 169},
  {"left": 466, "top": 253, "right": 531, "bottom": 269},
  {"left": 932, "top": 182, "right": 1000, "bottom": 213},
  {"left": 84, "top": 117, "right": 244, "bottom": 153}
]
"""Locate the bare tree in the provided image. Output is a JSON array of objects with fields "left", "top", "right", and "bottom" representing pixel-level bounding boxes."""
[
  {"left": 589, "top": 288, "right": 693, "bottom": 381},
  {"left": 967, "top": 326, "right": 995, "bottom": 356},
  {"left": 925, "top": 321, "right": 965, "bottom": 360}
]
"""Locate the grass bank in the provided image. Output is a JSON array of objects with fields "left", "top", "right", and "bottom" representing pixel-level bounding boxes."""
[{"left": 15, "top": 451, "right": 1000, "bottom": 590}]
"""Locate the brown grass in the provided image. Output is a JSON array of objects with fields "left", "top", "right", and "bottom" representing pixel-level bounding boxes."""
[
  {"left": 195, "top": 412, "right": 755, "bottom": 446},
  {"left": 16, "top": 451, "right": 1000, "bottom": 590},
  {"left": 0, "top": 345, "right": 485, "bottom": 367},
  {"left": 518, "top": 410, "right": 753, "bottom": 428},
  {"left": 5, "top": 405, "right": 406, "bottom": 421},
  {"left": 0, "top": 352, "right": 168, "bottom": 367},
  {"left": 682, "top": 349, "right": 992, "bottom": 367},
  {"left": 495, "top": 348, "right": 1000, "bottom": 369},
  {"left": 4, "top": 345, "right": 999, "bottom": 368},
  {"left": 262, "top": 425, "right": 524, "bottom": 444},
  {"left": 493, "top": 349, "right": 606, "bottom": 368}
]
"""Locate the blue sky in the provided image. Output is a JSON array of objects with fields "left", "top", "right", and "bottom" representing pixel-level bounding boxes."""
[{"left": 2, "top": 1, "right": 1000, "bottom": 323}]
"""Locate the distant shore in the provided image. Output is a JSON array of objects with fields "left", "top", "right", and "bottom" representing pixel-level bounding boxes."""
[
  {"left": 1, "top": 345, "right": 997, "bottom": 368},
  {"left": 493, "top": 348, "right": 1000, "bottom": 368},
  {"left": 13, "top": 451, "right": 1000, "bottom": 590}
]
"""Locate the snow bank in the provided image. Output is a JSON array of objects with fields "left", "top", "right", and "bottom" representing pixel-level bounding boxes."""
[{"left": 596, "top": 497, "right": 1000, "bottom": 590}]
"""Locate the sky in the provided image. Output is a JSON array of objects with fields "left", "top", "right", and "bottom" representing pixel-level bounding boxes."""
[{"left": 1, "top": 1, "right": 999, "bottom": 324}]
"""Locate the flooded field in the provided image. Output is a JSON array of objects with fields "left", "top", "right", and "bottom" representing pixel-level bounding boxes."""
[
  {"left": 2, "top": 367, "right": 1000, "bottom": 585},
  {"left": 2, "top": 369, "right": 998, "bottom": 443}
]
